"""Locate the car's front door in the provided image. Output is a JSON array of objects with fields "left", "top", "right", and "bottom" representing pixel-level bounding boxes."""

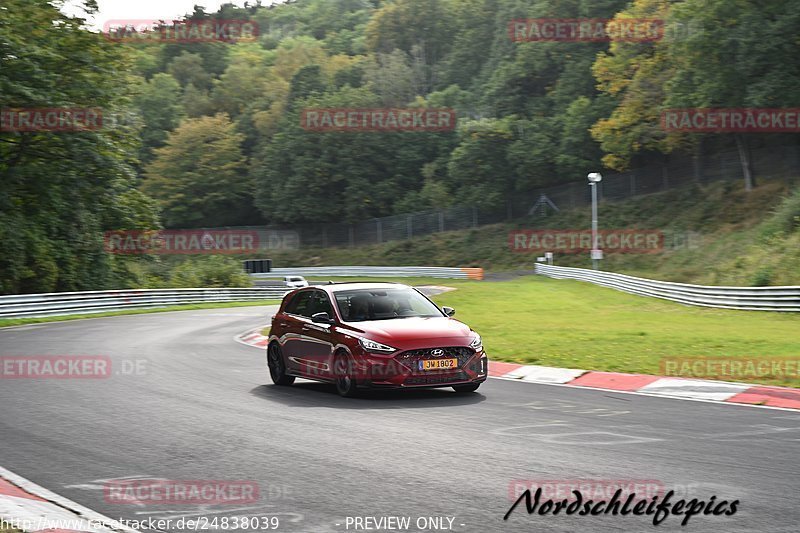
[
  {"left": 280, "top": 289, "right": 315, "bottom": 374},
  {"left": 295, "top": 290, "right": 336, "bottom": 380}
]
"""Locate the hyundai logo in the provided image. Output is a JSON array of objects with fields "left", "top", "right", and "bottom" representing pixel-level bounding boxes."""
[{"left": 430, "top": 349, "right": 445, "bottom": 357}]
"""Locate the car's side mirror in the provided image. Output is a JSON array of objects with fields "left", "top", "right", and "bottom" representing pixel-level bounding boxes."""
[
  {"left": 312, "top": 312, "right": 333, "bottom": 324},
  {"left": 442, "top": 306, "right": 456, "bottom": 317}
]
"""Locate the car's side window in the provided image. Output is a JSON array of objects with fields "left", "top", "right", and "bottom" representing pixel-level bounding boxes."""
[
  {"left": 312, "top": 290, "right": 334, "bottom": 317},
  {"left": 286, "top": 290, "right": 314, "bottom": 317}
]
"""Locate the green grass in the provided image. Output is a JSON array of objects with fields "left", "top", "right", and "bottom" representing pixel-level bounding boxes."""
[
  {"left": 425, "top": 277, "right": 800, "bottom": 388},
  {"left": 0, "top": 300, "right": 281, "bottom": 328}
]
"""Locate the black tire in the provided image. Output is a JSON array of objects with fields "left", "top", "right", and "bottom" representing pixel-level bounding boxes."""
[
  {"left": 452, "top": 383, "right": 481, "bottom": 393},
  {"left": 268, "top": 343, "right": 295, "bottom": 386},
  {"left": 333, "top": 351, "right": 359, "bottom": 397}
]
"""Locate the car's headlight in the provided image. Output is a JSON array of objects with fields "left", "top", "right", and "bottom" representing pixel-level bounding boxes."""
[
  {"left": 358, "top": 337, "right": 397, "bottom": 354},
  {"left": 470, "top": 333, "right": 482, "bottom": 351}
]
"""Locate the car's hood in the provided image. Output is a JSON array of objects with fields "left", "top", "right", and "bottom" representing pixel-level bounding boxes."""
[{"left": 340, "top": 316, "right": 474, "bottom": 344}]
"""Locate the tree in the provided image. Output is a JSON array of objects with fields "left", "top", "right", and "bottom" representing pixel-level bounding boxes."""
[
  {"left": 663, "top": 0, "right": 800, "bottom": 191},
  {"left": 363, "top": 49, "right": 417, "bottom": 106},
  {"left": 142, "top": 114, "right": 255, "bottom": 227},
  {"left": 0, "top": 0, "right": 159, "bottom": 293},
  {"left": 211, "top": 47, "right": 274, "bottom": 118},
  {"left": 166, "top": 51, "right": 214, "bottom": 90},
  {"left": 555, "top": 96, "right": 610, "bottom": 179},
  {"left": 437, "top": 0, "right": 502, "bottom": 91},
  {"left": 134, "top": 73, "right": 184, "bottom": 164},
  {"left": 590, "top": 0, "right": 678, "bottom": 171},
  {"left": 182, "top": 83, "right": 215, "bottom": 118},
  {"left": 506, "top": 117, "right": 559, "bottom": 191},
  {"left": 365, "top": 0, "right": 456, "bottom": 93},
  {"left": 252, "top": 86, "right": 457, "bottom": 224},
  {"left": 446, "top": 118, "right": 515, "bottom": 216},
  {"left": 286, "top": 65, "right": 327, "bottom": 108}
]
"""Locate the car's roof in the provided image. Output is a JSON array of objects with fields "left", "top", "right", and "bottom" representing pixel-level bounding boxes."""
[{"left": 313, "top": 281, "right": 411, "bottom": 293}]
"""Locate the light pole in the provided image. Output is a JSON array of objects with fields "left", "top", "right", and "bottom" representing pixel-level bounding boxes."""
[{"left": 588, "top": 172, "right": 603, "bottom": 270}]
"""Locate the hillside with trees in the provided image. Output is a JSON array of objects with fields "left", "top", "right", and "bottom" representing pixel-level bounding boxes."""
[{"left": 2, "top": 0, "right": 799, "bottom": 293}]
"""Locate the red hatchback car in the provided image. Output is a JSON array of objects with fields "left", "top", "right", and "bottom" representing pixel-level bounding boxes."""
[{"left": 267, "top": 282, "right": 487, "bottom": 396}]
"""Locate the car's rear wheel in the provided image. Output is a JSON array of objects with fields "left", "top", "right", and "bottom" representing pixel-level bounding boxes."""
[
  {"left": 268, "top": 343, "right": 295, "bottom": 386},
  {"left": 452, "top": 383, "right": 481, "bottom": 393},
  {"left": 334, "top": 351, "right": 358, "bottom": 397}
]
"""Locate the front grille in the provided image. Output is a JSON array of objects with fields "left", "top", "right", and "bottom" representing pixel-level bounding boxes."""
[
  {"left": 395, "top": 346, "right": 474, "bottom": 373},
  {"left": 404, "top": 371, "right": 468, "bottom": 386}
]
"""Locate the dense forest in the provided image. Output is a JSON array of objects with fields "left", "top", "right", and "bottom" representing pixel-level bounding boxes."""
[{"left": 2, "top": 0, "right": 799, "bottom": 293}]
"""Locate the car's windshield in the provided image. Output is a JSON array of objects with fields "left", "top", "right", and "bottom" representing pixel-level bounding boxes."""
[{"left": 334, "top": 288, "right": 443, "bottom": 322}]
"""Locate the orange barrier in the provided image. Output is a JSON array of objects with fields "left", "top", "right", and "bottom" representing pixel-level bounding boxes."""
[{"left": 461, "top": 268, "right": 484, "bottom": 280}]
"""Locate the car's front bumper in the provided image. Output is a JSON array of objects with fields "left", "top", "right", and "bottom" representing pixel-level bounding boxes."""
[{"left": 357, "top": 347, "right": 488, "bottom": 388}]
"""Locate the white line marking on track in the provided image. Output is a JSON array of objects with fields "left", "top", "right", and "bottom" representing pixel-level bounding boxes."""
[
  {"left": 0, "top": 466, "right": 141, "bottom": 533},
  {"left": 492, "top": 376, "right": 800, "bottom": 412}
]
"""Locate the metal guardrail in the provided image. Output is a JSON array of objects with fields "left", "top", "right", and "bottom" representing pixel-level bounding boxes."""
[
  {"left": 0, "top": 288, "right": 288, "bottom": 319},
  {"left": 253, "top": 266, "right": 484, "bottom": 280},
  {"left": 0, "top": 266, "right": 483, "bottom": 320},
  {"left": 535, "top": 264, "right": 800, "bottom": 312}
]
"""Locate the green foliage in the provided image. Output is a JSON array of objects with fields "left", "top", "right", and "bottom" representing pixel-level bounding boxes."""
[
  {"left": 142, "top": 114, "right": 254, "bottom": 227},
  {"left": 157, "top": 256, "right": 252, "bottom": 288},
  {"left": 252, "top": 85, "right": 458, "bottom": 223},
  {"left": 122, "top": 0, "right": 800, "bottom": 226},
  {"left": 135, "top": 73, "right": 184, "bottom": 163},
  {"left": 4, "top": 0, "right": 799, "bottom": 294},
  {"left": 446, "top": 118, "right": 515, "bottom": 211},
  {"left": 0, "top": 0, "right": 159, "bottom": 294},
  {"left": 760, "top": 188, "right": 800, "bottom": 239},
  {"left": 167, "top": 52, "right": 215, "bottom": 90},
  {"left": 591, "top": 0, "right": 677, "bottom": 170}
]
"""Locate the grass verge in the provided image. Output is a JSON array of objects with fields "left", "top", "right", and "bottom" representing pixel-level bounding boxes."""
[
  {"left": 426, "top": 277, "right": 800, "bottom": 388},
  {"left": 0, "top": 300, "right": 281, "bottom": 328}
]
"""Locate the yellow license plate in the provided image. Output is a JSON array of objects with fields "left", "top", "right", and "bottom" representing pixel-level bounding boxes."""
[{"left": 419, "top": 358, "right": 457, "bottom": 371}]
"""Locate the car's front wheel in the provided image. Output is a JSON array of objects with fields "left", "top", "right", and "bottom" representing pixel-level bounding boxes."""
[
  {"left": 452, "top": 383, "right": 481, "bottom": 393},
  {"left": 333, "top": 351, "right": 358, "bottom": 397},
  {"left": 268, "top": 343, "right": 295, "bottom": 386}
]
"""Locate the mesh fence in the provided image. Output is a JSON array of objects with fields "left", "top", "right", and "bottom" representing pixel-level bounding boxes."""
[
  {"left": 206, "top": 143, "right": 799, "bottom": 250},
  {"left": 532, "top": 144, "right": 797, "bottom": 209}
]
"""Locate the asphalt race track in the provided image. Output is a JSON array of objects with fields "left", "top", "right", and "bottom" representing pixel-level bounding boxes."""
[{"left": 1, "top": 307, "right": 798, "bottom": 533}]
